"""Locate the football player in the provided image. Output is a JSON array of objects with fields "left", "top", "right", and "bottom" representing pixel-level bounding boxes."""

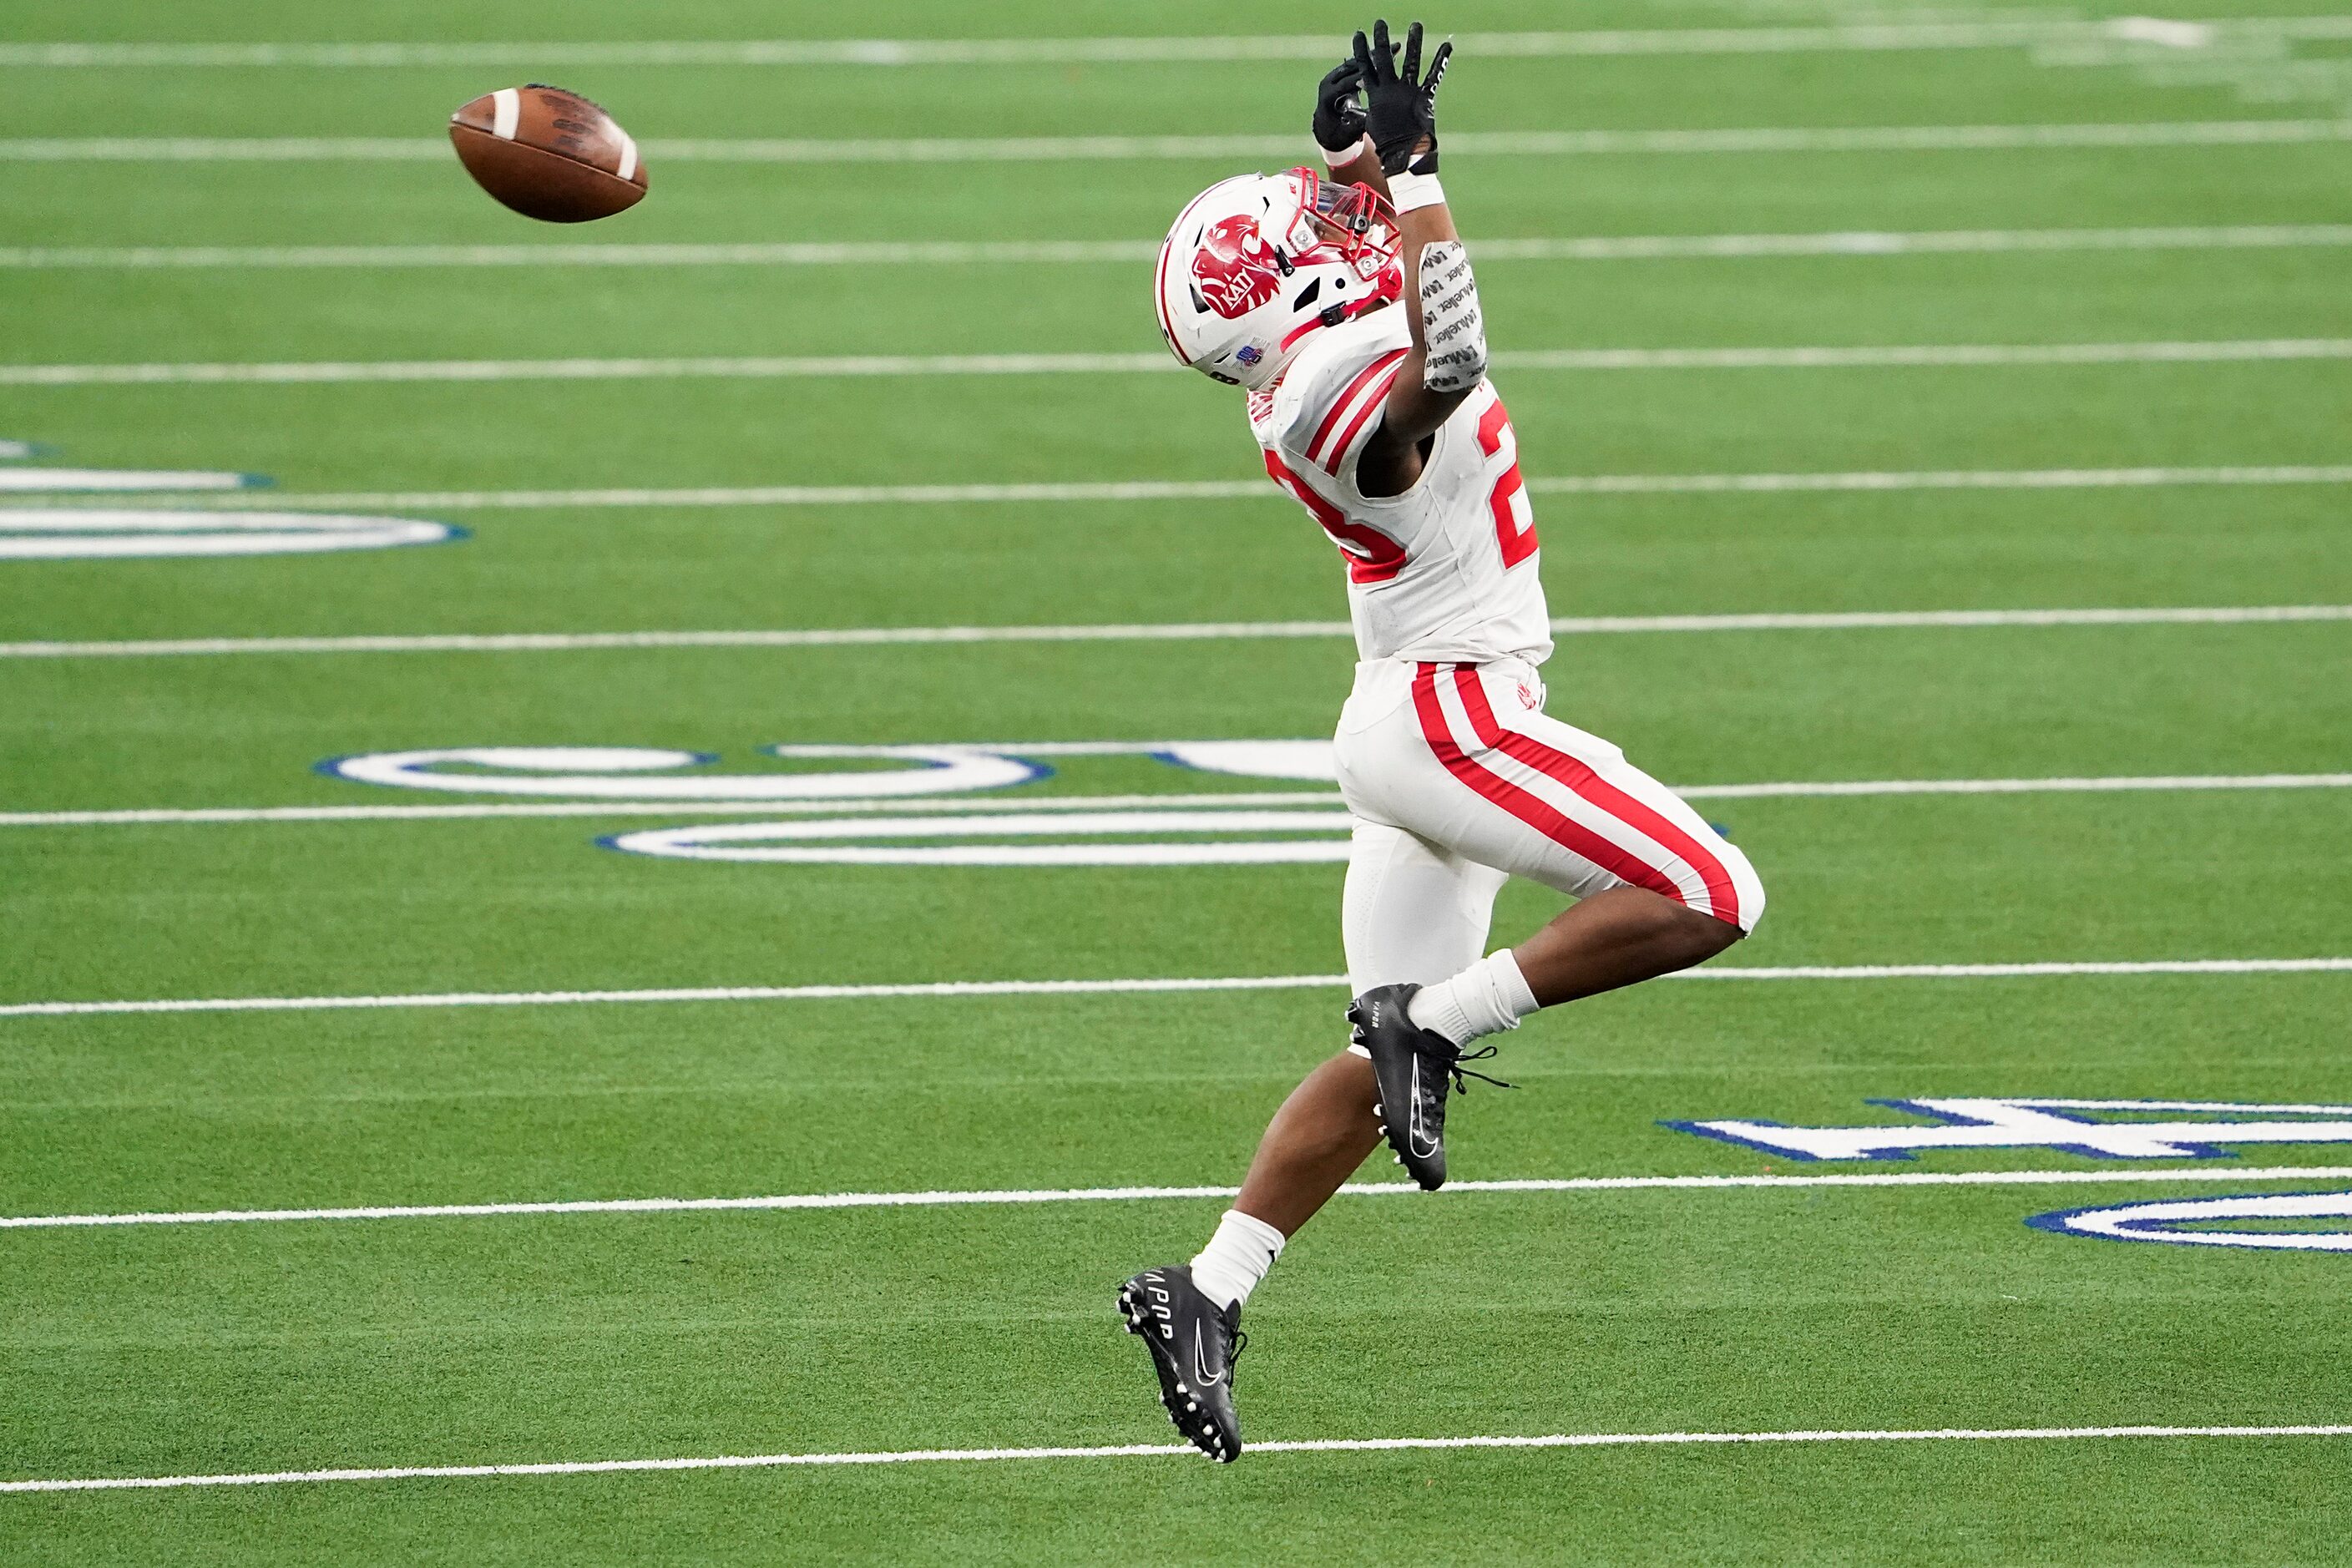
[{"left": 1118, "top": 21, "right": 1768, "bottom": 1461}]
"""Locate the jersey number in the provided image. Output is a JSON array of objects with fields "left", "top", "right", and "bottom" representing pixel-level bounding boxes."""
[
  {"left": 1474, "top": 400, "right": 1540, "bottom": 569},
  {"left": 1263, "top": 397, "right": 1538, "bottom": 583},
  {"left": 1263, "top": 449, "right": 1406, "bottom": 584}
]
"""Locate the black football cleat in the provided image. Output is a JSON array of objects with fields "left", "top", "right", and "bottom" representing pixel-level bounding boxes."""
[
  {"left": 1116, "top": 1265, "right": 1247, "bottom": 1462},
  {"left": 1348, "top": 982, "right": 1514, "bottom": 1191}
]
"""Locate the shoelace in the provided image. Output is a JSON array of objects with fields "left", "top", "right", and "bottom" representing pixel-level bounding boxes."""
[{"left": 1444, "top": 1044, "right": 1516, "bottom": 1093}]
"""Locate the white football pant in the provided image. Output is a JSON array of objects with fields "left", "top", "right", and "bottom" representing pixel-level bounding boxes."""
[{"left": 1334, "top": 656, "right": 1766, "bottom": 995}]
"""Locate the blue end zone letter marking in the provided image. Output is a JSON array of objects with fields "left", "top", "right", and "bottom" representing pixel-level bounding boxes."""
[{"left": 1665, "top": 1098, "right": 2352, "bottom": 1162}]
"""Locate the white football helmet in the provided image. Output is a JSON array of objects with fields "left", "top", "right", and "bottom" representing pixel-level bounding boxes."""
[{"left": 1154, "top": 166, "right": 1404, "bottom": 390}]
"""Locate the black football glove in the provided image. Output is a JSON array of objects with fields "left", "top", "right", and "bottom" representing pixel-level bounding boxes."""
[
  {"left": 1313, "top": 59, "right": 1368, "bottom": 159},
  {"left": 1352, "top": 18, "right": 1454, "bottom": 175}
]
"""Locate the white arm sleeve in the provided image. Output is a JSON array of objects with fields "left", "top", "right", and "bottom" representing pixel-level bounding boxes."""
[{"left": 1416, "top": 240, "right": 1488, "bottom": 395}]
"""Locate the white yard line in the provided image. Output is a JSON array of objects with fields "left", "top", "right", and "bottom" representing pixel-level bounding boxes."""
[
  {"left": 0, "top": 240, "right": 1158, "bottom": 269},
  {"left": 8, "top": 18, "right": 2352, "bottom": 68},
  {"left": 14, "top": 467, "right": 2352, "bottom": 514},
  {"left": 0, "top": 791, "right": 1343, "bottom": 827},
  {"left": 0, "top": 352, "right": 1176, "bottom": 384},
  {"left": 0, "top": 974, "right": 1356, "bottom": 1019},
  {"left": 1678, "top": 960, "right": 2352, "bottom": 979},
  {"left": 1471, "top": 225, "right": 2352, "bottom": 259},
  {"left": 7, "top": 120, "right": 2351, "bottom": 163},
  {"left": 8, "top": 339, "right": 2346, "bottom": 386},
  {"left": 1677, "top": 772, "right": 2352, "bottom": 799},
  {"left": 4, "top": 1424, "right": 2349, "bottom": 1495},
  {"left": 13, "top": 1167, "right": 2352, "bottom": 1232},
  {"left": 10, "top": 225, "right": 2352, "bottom": 268},
  {"left": 2, "top": 774, "right": 2346, "bottom": 829},
  {"left": 15, "top": 481, "right": 1284, "bottom": 510},
  {"left": 1503, "top": 340, "right": 2352, "bottom": 370},
  {"left": 1542, "top": 465, "right": 2352, "bottom": 493},
  {"left": 4, "top": 959, "right": 2344, "bottom": 1019},
  {"left": 1550, "top": 606, "right": 2352, "bottom": 630},
  {"left": 6, "top": 604, "right": 2347, "bottom": 660}
]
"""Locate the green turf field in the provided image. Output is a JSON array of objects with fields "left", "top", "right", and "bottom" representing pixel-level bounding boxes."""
[{"left": 4, "top": 0, "right": 2352, "bottom": 1560}]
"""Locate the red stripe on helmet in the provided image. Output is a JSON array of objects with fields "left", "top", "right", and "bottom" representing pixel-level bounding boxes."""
[
  {"left": 1155, "top": 233, "right": 1191, "bottom": 366},
  {"left": 1156, "top": 183, "right": 1228, "bottom": 367}
]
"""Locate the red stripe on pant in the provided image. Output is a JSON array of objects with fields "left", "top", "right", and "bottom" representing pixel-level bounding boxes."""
[
  {"left": 1447, "top": 665, "right": 1743, "bottom": 926},
  {"left": 1410, "top": 661, "right": 1694, "bottom": 910}
]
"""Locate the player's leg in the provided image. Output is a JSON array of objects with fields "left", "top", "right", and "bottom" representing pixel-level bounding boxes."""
[
  {"left": 1116, "top": 819, "right": 1502, "bottom": 1461},
  {"left": 1222, "top": 818, "right": 1505, "bottom": 1232},
  {"left": 1495, "top": 885, "right": 1739, "bottom": 1004},
  {"left": 1346, "top": 659, "right": 1767, "bottom": 1184},
  {"left": 1402, "top": 658, "right": 1762, "bottom": 1024}
]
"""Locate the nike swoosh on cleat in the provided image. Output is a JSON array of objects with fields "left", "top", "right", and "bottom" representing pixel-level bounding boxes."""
[
  {"left": 1190, "top": 1320, "right": 1224, "bottom": 1388},
  {"left": 1409, "top": 1057, "right": 1439, "bottom": 1157}
]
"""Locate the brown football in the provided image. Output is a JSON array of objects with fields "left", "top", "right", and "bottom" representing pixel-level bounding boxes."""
[{"left": 449, "top": 84, "right": 646, "bottom": 223}]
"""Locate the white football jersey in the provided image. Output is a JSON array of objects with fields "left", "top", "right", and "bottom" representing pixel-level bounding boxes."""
[{"left": 1248, "top": 307, "right": 1552, "bottom": 666}]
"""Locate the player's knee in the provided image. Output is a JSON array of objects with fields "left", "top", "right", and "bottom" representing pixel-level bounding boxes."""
[
  {"left": 1697, "top": 836, "right": 1764, "bottom": 938},
  {"left": 1676, "top": 900, "right": 1746, "bottom": 959},
  {"left": 1712, "top": 841, "right": 1768, "bottom": 940},
  {"left": 1635, "top": 883, "right": 1746, "bottom": 957}
]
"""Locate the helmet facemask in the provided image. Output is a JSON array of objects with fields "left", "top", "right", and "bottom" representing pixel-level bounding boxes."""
[
  {"left": 1299, "top": 169, "right": 1403, "bottom": 285},
  {"left": 1157, "top": 168, "right": 1407, "bottom": 389}
]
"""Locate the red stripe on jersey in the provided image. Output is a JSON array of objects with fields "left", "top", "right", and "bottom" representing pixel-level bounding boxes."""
[
  {"left": 1320, "top": 360, "right": 1406, "bottom": 475},
  {"left": 1409, "top": 662, "right": 1696, "bottom": 913},
  {"left": 1306, "top": 347, "right": 1408, "bottom": 468},
  {"left": 1448, "top": 665, "right": 1743, "bottom": 925}
]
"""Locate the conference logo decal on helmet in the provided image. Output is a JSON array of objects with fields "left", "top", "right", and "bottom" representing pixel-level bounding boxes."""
[{"left": 1191, "top": 215, "right": 1285, "bottom": 319}]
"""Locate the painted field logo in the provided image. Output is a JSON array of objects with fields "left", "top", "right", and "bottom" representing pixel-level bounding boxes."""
[
  {"left": 0, "top": 510, "right": 461, "bottom": 559},
  {"left": 0, "top": 440, "right": 460, "bottom": 558},
  {"left": 319, "top": 739, "right": 1348, "bottom": 865},
  {"left": 1672, "top": 1098, "right": 2352, "bottom": 1254},
  {"left": 2028, "top": 1191, "right": 2352, "bottom": 1252},
  {"left": 1670, "top": 1097, "right": 2352, "bottom": 1162}
]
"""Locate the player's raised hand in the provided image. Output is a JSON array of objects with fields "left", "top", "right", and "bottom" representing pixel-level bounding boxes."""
[
  {"left": 1350, "top": 19, "right": 1454, "bottom": 175},
  {"left": 1313, "top": 59, "right": 1369, "bottom": 159}
]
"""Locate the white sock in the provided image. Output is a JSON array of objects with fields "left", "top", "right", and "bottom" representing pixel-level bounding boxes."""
[
  {"left": 1188, "top": 1209, "right": 1286, "bottom": 1311},
  {"left": 1407, "top": 948, "right": 1541, "bottom": 1047}
]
